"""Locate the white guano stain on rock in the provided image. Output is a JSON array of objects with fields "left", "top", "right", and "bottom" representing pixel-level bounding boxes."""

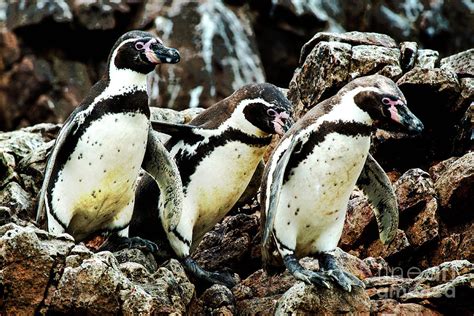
[
  {"left": 189, "top": 86, "right": 204, "bottom": 108},
  {"left": 197, "top": 0, "right": 265, "bottom": 93}
]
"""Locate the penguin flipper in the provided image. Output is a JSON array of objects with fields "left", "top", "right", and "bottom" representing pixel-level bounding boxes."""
[
  {"left": 151, "top": 120, "right": 199, "bottom": 138},
  {"left": 357, "top": 153, "right": 398, "bottom": 244},
  {"left": 143, "top": 129, "right": 184, "bottom": 233},
  {"left": 261, "top": 135, "right": 299, "bottom": 268},
  {"left": 36, "top": 115, "right": 79, "bottom": 224}
]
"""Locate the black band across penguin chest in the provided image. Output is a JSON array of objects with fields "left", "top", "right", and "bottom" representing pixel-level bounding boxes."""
[{"left": 171, "top": 128, "right": 272, "bottom": 192}]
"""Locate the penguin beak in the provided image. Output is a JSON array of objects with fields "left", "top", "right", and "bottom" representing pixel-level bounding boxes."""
[
  {"left": 386, "top": 99, "right": 424, "bottom": 134},
  {"left": 146, "top": 42, "right": 181, "bottom": 64},
  {"left": 272, "top": 111, "right": 292, "bottom": 136}
]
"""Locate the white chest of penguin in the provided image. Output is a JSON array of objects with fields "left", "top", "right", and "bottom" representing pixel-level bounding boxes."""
[
  {"left": 182, "top": 141, "right": 266, "bottom": 239},
  {"left": 51, "top": 112, "right": 149, "bottom": 235},
  {"left": 275, "top": 132, "right": 370, "bottom": 255}
]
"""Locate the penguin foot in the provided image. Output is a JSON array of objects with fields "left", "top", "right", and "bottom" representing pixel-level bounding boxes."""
[
  {"left": 322, "top": 269, "right": 364, "bottom": 292},
  {"left": 100, "top": 235, "right": 158, "bottom": 253},
  {"left": 283, "top": 254, "right": 331, "bottom": 288},
  {"left": 183, "top": 257, "right": 237, "bottom": 288},
  {"left": 318, "top": 252, "right": 364, "bottom": 292}
]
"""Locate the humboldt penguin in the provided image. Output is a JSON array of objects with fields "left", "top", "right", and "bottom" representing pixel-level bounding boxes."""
[
  {"left": 131, "top": 83, "right": 292, "bottom": 287},
  {"left": 36, "top": 30, "right": 183, "bottom": 251},
  {"left": 261, "top": 74, "right": 423, "bottom": 291}
]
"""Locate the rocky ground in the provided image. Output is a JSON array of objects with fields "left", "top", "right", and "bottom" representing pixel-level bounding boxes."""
[{"left": 1, "top": 0, "right": 473, "bottom": 315}]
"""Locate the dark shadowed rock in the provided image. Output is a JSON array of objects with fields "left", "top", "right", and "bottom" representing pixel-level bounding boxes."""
[
  {"left": 275, "top": 281, "right": 371, "bottom": 314},
  {"left": 453, "top": 100, "right": 473, "bottom": 154},
  {"left": 6, "top": 0, "right": 73, "bottom": 30},
  {"left": 366, "top": 229, "right": 411, "bottom": 259},
  {"left": 0, "top": 27, "right": 20, "bottom": 71},
  {"left": 193, "top": 213, "right": 260, "bottom": 277},
  {"left": 190, "top": 284, "right": 236, "bottom": 315},
  {"left": 400, "top": 41, "right": 418, "bottom": 72}
]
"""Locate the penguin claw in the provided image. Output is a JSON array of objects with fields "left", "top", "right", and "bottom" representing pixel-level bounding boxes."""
[
  {"left": 125, "top": 236, "right": 159, "bottom": 253},
  {"left": 322, "top": 269, "right": 363, "bottom": 292},
  {"left": 100, "top": 235, "right": 159, "bottom": 254}
]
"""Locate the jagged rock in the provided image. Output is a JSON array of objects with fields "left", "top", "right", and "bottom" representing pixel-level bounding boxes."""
[
  {"left": 193, "top": 213, "right": 260, "bottom": 278},
  {"left": 289, "top": 40, "right": 352, "bottom": 118},
  {"left": 400, "top": 261, "right": 474, "bottom": 313},
  {"left": 363, "top": 257, "right": 391, "bottom": 277},
  {"left": 299, "top": 31, "right": 397, "bottom": 65},
  {"left": 0, "top": 224, "right": 75, "bottom": 315},
  {"left": 433, "top": 152, "right": 474, "bottom": 223},
  {"left": 394, "top": 169, "right": 439, "bottom": 247},
  {"left": 350, "top": 45, "right": 402, "bottom": 80},
  {"left": 414, "top": 49, "right": 440, "bottom": 69},
  {"left": 47, "top": 253, "right": 194, "bottom": 314},
  {"left": 429, "top": 157, "right": 459, "bottom": 181},
  {"left": 365, "top": 276, "right": 415, "bottom": 300},
  {"left": 275, "top": 281, "right": 371, "bottom": 314},
  {"left": 440, "top": 48, "right": 474, "bottom": 77},
  {"left": 366, "top": 229, "right": 410, "bottom": 259},
  {"left": 0, "top": 182, "right": 33, "bottom": 219},
  {"left": 113, "top": 248, "right": 158, "bottom": 274},
  {"left": 150, "top": 107, "right": 204, "bottom": 125},
  {"left": 149, "top": 0, "right": 265, "bottom": 110}
]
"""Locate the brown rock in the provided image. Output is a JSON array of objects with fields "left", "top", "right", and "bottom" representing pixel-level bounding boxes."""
[
  {"left": 340, "top": 190, "right": 375, "bottom": 249},
  {"left": 275, "top": 281, "right": 371, "bottom": 314},
  {"left": 192, "top": 284, "right": 236, "bottom": 315},
  {"left": 371, "top": 299, "right": 441, "bottom": 315},
  {"left": 363, "top": 257, "right": 391, "bottom": 277},
  {"left": 288, "top": 40, "right": 351, "bottom": 118},
  {"left": 0, "top": 27, "right": 20, "bottom": 71},
  {"left": 193, "top": 213, "right": 260, "bottom": 277},
  {"left": 0, "top": 224, "right": 74, "bottom": 315},
  {"left": 394, "top": 169, "right": 439, "bottom": 248},
  {"left": 434, "top": 152, "right": 474, "bottom": 223},
  {"left": 429, "top": 227, "right": 474, "bottom": 267},
  {"left": 366, "top": 229, "right": 411, "bottom": 259},
  {"left": 440, "top": 49, "right": 474, "bottom": 77}
]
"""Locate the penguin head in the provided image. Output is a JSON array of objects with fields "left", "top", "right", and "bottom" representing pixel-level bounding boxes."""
[
  {"left": 240, "top": 83, "right": 293, "bottom": 136},
  {"left": 108, "top": 30, "right": 181, "bottom": 75},
  {"left": 350, "top": 75, "right": 424, "bottom": 134}
]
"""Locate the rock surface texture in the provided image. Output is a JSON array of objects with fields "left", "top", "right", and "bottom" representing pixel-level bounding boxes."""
[{"left": 1, "top": 1, "right": 473, "bottom": 314}]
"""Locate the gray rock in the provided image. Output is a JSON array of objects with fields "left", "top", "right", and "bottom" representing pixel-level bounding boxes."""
[
  {"left": 114, "top": 248, "right": 158, "bottom": 273},
  {"left": 0, "top": 182, "right": 33, "bottom": 219},
  {"left": 6, "top": 0, "right": 73, "bottom": 30},
  {"left": 415, "top": 49, "right": 439, "bottom": 69},
  {"left": 275, "top": 281, "right": 371, "bottom": 314},
  {"left": 299, "top": 31, "right": 397, "bottom": 65},
  {"left": 150, "top": 107, "right": 204, "bottom": 124},
  {"left": 350, "top": 45, "right": 402, "bottom": 80}
]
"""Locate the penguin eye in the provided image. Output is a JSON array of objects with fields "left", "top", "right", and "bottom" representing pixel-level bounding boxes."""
[
  {"left": 267, "top": 108, "right": 278, "bottom": 117},
  {"left": 135, "top": 42, "right": 145, "bottom": 50},
  {"left": 382, "top": 97, "right": 391, "bottom": 105}
]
